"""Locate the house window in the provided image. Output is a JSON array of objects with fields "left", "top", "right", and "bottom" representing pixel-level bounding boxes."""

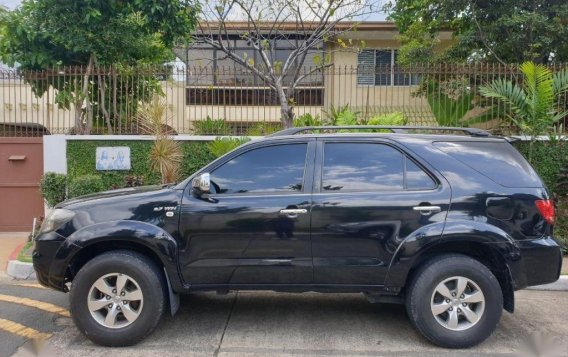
[
  {"left": 357, "top": 49, "right": 419, "bottom": 86},
  {"left": 185, "top": 37, "right": 324, "bottom": 106}
]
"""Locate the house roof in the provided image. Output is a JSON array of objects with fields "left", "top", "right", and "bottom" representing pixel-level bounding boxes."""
[
  {"left": 195, "top": 21, "right": 452, "bottom": 41},
  {"left": 197, "top": 21, "right": 399, "bottom": 32}
]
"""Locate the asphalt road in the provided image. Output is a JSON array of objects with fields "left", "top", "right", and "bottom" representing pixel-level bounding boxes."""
[{"left": 1, "top": 276, "right": 567, "bottom": 357}]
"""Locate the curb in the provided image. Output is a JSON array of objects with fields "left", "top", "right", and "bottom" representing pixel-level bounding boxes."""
[
  {"left": 6, "top": 260, "right": 36, "bottom": 280},
  {"left": 526, "top": 276, "right": 568, "bottom": 291}
]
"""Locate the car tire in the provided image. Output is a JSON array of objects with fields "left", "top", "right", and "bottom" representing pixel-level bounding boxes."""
[
  {"left": 70, "top": 250, "right": 166, "bottom": 346},
  {"left": 405, "top": 254, "right": 503, "bottom": 348}
]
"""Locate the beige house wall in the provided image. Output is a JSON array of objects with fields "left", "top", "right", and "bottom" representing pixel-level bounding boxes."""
[
  {"left": 162, "top": 83, "right": 322, "bottom": 130},
  {"left": 325, "top": 40, "right": 435, "bottom": 124},
  {"left": 1, "top": 83, "right": 76, "bottom": 134},
  {"left": 1, "top": 33, "right": 456, "bottom": 132}
]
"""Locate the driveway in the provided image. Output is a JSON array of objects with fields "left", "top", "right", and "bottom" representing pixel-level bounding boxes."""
[{"left": 2, "top": 276, "right": 567, "bottom": 357}]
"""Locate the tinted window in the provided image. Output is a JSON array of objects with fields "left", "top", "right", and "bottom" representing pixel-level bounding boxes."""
[
  {"left": 406, "top": 159, "right": 436, "bottom": 189},
  {"left": 211, "top": 144, "right": 307, "bottom": 194},
  {"left": 434, "top": 141, "right": 542, "bottom": 188},
  {"left": 323, "top": 143, "right": 404, "bottom": 191}
]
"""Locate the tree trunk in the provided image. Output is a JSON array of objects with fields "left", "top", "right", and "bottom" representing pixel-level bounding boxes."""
[
  {"left": 72, "top": 78, "right": 84, "bottom": 134},
  {"left": 79, "top": 55, "right": 95, "bottom": 134},
  {"left": 277, "top": 85, "right": 295, "bottom": 128},
  {"left": 93, "top": 59, "right": 113, "bottom": 134}
]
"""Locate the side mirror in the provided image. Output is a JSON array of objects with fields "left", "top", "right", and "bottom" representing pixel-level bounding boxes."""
[{"left": 192, "top": 172, "right": 211, "bottom": 195}]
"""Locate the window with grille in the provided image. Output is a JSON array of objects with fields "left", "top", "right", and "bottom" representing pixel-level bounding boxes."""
[{"left": 357, "top": 49, "right": 419, "bottom": 86}]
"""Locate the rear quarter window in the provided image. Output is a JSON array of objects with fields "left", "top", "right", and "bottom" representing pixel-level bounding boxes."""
[{"left": 433, "top": 141, "right": 542, "bottom": 188}]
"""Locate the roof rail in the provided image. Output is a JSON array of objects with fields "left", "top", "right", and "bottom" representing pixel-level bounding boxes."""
[{"left": 268, "top": 126, "right": 491, "bottom": 137}]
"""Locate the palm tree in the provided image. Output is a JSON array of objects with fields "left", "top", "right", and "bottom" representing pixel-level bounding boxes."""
[{"left": 479, "top": 61, "right": 568, "bottom": 162}]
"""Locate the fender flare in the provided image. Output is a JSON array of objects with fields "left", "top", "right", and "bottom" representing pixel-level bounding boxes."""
[
  {"left": 384, "top": 220, "right": 520, "bottom": 311},
  {"left": 53, "top": 220, "right": 184, "bottom": 293}
]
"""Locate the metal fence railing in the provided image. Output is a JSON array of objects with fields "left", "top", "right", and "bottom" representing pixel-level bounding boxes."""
[{"left": 1, "top": 63, "right": 567, "bottom": 136}]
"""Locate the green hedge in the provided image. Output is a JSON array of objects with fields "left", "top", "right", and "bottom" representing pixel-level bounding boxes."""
[{"left": 67, "top": 140, "right": 213, "bottom": 190}]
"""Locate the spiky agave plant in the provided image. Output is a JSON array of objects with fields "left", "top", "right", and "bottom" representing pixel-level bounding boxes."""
[
  {"left": 136, "top": 97, "right": 182, "bottom": 183},
  {"left": 150, "top": 138, "right": 183, "bottom": 183}
]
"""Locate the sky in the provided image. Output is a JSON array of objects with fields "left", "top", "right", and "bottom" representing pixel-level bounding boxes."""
[
  {"left": 1, "top": 0, "right": 18, "bottom": 9},
  {"left": 1, "top": 0, "right": 389, "bottom": 20}
]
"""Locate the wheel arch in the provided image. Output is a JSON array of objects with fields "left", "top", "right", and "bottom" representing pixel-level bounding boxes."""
[
  {"left": 66, "top": 239, "right": 182, "bottom": 316},
  {"left": 402, "top": 241, "right": 516, "bottom": 313},
  {"left": 67, "top": 239, "right": 166, "bottom": 281}
]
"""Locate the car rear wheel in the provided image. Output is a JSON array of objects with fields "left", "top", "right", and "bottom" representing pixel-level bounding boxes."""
[
  {"left": 70, "top": 250, "right": 166, "bottom": 346},
  {"left": 405, "top": 254, "right": 503, "bottom": 348}
]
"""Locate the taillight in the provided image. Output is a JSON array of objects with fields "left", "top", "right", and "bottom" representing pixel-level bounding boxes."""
[{"left": 535, "top": 199, "right": 555, "bottom": 225}]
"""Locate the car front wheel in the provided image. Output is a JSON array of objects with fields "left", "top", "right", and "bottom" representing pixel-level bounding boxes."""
[
  {"left": 405, "top": 254, "right": 503, "bottom": 348},
  {"left": 70, "top": 250, "right": 166, "bottom": 346}
]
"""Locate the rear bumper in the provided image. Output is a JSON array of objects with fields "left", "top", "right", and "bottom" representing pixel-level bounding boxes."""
[{"left": 510, "top": 236, "right": 562, "bottom": 290}]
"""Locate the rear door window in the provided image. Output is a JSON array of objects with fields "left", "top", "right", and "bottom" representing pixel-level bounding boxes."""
[
  {"left": 433, "top": 141, "right": 542, "bottom": 188},
  {"left": 322, "top": 143, "right": 436, "bottom": 191}
]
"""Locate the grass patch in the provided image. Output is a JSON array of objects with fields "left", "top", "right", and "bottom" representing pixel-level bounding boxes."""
[{"left": 16, "top": 241, "right": 33, "bottom": 263}]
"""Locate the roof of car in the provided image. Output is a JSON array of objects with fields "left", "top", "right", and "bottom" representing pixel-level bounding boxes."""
[{"left": 258, "top": 126, "right": 508, "bottom": 144}]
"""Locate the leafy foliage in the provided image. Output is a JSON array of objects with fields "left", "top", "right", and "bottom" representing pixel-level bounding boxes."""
[
  {"left": 367, "top": 112, "right": 407, "bottom": 126},
  {"left": 0, "top": 0, "right": 198, "bottom": 133},
  {"left": 324, "top": 105, "right": 360, "bottom": 126},
  {"left": 68, "top": 174, "right": 105, "bottom": 198},
  {"left": 39, "top": 172, "right": 67, "bottom": 207},
  {"left": 207, "top": 137, "right": 251, "bottom": 158},
  {"left": 0, "top": 0, "right": 197, "bottom": 68},
  {"left": 193, "top": 116, "right": 230, "bottom": 135},
  {"left": 479, "top": 62, "right": 568, "bottom": 160},
  {"left": 293, "top": 113, "right": 324, "bottom": 127},
  {"left": 425, "top": 80, "right": 475, "bottom": 126},
  {"left": 386, "top": 0, "right": 568, "bottom": 65},
  {"left": 245, "top": 123, "right": 282, "bottom": 136}
]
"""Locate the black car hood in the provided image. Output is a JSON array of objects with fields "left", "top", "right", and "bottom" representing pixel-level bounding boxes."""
[{"left": 59, "top": 185, "right": 175, "bottom": 208}]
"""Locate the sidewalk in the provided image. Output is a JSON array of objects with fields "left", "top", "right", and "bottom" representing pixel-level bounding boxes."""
[{"left": 0, "top": 232, "right": 29, "bottom": 277}]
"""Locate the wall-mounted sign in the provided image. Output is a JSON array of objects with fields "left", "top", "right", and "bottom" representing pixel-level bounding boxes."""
[{"left": 96, "top": 147, "right": 131, "bottom": 170}]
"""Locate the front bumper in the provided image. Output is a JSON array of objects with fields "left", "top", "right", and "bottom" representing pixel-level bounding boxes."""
[
  {"left": 510, "top": 236, "right": 562, "bottom": 290},
  {"left": 33, "top": 231, "right": 76, "bottom": 292}
]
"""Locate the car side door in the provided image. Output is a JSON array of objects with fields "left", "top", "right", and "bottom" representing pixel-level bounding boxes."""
[
  {"left": 310, "top": 138, "right": 451, "bottom": 286},
  {"left": 178, "top": 139, "right": 316, "bottom": 286}
]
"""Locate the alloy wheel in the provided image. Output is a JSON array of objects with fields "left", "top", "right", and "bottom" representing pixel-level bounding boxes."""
[
  {"left": 87, "top": 273, "right": 144, "bottom": 329},
  {"left": 430, "top": 276, "right": 485, "bottom": 331}
]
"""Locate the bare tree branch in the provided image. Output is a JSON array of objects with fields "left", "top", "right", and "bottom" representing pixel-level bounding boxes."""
[{"left": 194, "top": 0, "right": 379, "bottom": 127}]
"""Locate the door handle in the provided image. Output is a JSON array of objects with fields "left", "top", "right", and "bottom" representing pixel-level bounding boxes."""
[
  {"left": 413, "top": 206, "right": 441, "bottom": 214},
  {"left": 279, "top": 208, "right": 308, "bottom": 217}
]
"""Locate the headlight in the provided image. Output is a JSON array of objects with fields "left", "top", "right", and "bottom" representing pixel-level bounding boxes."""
[{"left": 39, "top": 209, "right": 76, "bottom": 234}]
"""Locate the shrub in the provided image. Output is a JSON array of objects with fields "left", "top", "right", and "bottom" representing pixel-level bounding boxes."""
[
  {"left": 193, "top": 116, "right": 230, "bottom": 135},
  {"left": 68, "top": 175, "right": 106, "bottom": 198},
  {"left": 180, "top": 142, "right": 216, "bottom": 176},
  {"left": 246, "top": 122, "right": 282, "bottom": 136},
  {"left": 124, "top": 175, "right": 145, "bottom": 188},
  {"left": 39, "top": 172, "right": 67, "bottom": 207},
  {"left": 323, "top": 104, "right": 360, "bottom": 125},
  {"left": 367, "top": 112, "right": 407, "bottom": 126},
  {"left": 207, "top": 137, "right": 250, "bottom": 158},
  {"left": 293, "top": 113, "right": 323, "bottom": 127}
]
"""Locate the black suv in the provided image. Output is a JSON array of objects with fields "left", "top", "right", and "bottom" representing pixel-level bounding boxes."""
[{"left": 33, "top": 126, "right": 562, "bottom": 348}]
